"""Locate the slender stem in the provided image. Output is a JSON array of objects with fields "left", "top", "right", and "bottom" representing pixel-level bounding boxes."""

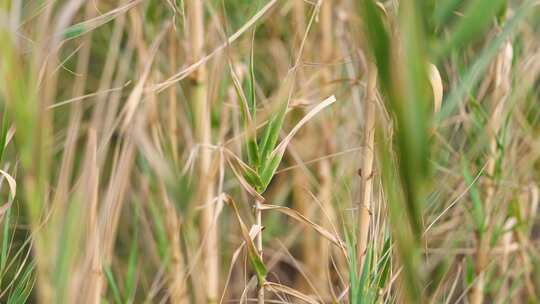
[
  {"left": 168, "top": 29, "right": 179, "bottom": 166},
  {"left": 317, "top": 0, "right": 333, "bottom": 297},
  {"left": 188, "top": 1, "right": 218, "bottom": 302},
  {"left": 255, "top": 198, "right": 264, "bottom": 304},
  {"left": 357, "top": 61, "right": 377, "bottom": 270}
]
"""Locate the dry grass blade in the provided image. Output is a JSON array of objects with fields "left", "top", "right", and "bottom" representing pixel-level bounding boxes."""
[
  {"left": 271, "top": 95, "right": 336, "bottom": 158},
  {"left": 428, "top": 63, "right": 443, "bottom": 113},
  {"left": 47, "top": 84, "right": 129, "bottom": 110},
  {"left": 151, "top": 0, "right": 279, "bottom": 93},
  {"left": 264, "top": 281, "right": 319, "bottom": 304},
  {"left": 219, "top": 224, "right": 263, "bottom": 304},
  {"left": 0, "top": 169, "right": 16, "bottom": 200},
  {"left": 226, "top": 155, "right": 265, "bottom": 202},
  {"left": 258, "top": 204, "right": 345, "bottom": 251},
  {"left": 121, "top": 23, "right": 169, "bottom": 130},
  {"left": 0, "top": 169, "right": 16, "bottom": 220},
  {"left": 60, "top": 0, "right": 142, "bottom": 41},
  {"left": 222, "top": 194, "right": 267, "bottom": 286}
]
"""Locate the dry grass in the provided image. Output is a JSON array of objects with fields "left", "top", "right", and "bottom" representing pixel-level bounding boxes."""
[{"left": 0, "top": 0, "right": 540, "bottom": 303}]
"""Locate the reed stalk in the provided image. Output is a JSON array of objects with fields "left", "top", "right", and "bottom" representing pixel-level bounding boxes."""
[
  {"left": 187, "top": 1, "right": 218, "bottom": 302},
  {"left": 357, "top": 61, "right": 377, "bottom": 269}
]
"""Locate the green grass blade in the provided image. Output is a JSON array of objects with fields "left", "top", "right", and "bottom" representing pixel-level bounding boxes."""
[
  {"left": 258, "top": 75, "right": 293, "bottom": 170},
  {"left": 6, "top": 262, "right": 35, "bottom": 304},
  {"left": 229, "top": 61, "right": 260, "bottom": 169},
  {"left": 462, "top": 158, "right": 485, "bottom": 235},
  {"left": 259, "top": 153, "right": 282, "bottom": 193},
  {"left": 125, "top": 215, "right": 138, "bottom": 302},
  {"left": 396, "top": 0, "right": 432, "bottom": 237},
  {"left": 0, "top": 204, "right": 11, "bottom": 275},
  {"left": 247, "top": 29, "right": 257, "bottom": 118},
  {"left": 0, "top": 110, "right": 9, "bottom": 163},
  {"left": 62, "top": 24, "right": 86, "bottom": 39},
  {"left": 243, "top": 167, "right": 263, "bottom": 191},
  {"left": 356, "top": 245, "right": 372, "bottom": 304},
  {"left": 357, "top": 0, "right": 391, "bottom": 93},
  {"left": 258, "top": 113, "right": 284, "bottom": 167},
  {"left": 223, "top": 195, "right": 267, "bottom": 286},
  {"left": 104, "top": 265, "right": 123, "bottom": 304},
  {"left": 345, "top": 226, "right": 359, "bottom": 304},
  {"left": 245, "top": 30, "right": 260, "bottom": 168},
  {"left": 377, "top": 130, "right": 424, "bottom": 303},
  {"left": 376, "top": 237, "right": 392, "bottom": 289}
]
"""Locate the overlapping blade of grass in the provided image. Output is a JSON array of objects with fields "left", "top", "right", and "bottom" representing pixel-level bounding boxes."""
[
  {"left": 245, "top": 38, "right": 260, "bottom": 168},
  {"left": 6, "top": 262, "right": 35, "bottom": 304},
  {"left": 256, "top": 78, "right": 292, "bottom": 192},
  {"left": 0, "top": 7, "right": 57, "bottom": 301},
  {"left": 0, "top": 233, "right": 34, "bottom": 301},
  {"left": 359, "top": 0, "right": 433, "bottom": 301},
  {"left": 359, "top": 1, "right": 431, "bottom": 231},
  {"left": 361, "top": 0, "right": 429, "bottom": 218},
  {"left": 349, "top": 245, "right": 376, "bottom": 304},
  {"left": 346, "top": 225, "right": 390, "bottom": 304},
  {"left": 228, "top": 57, "right": 259, "bottom": 171},
  {"left": 377, "top": 133, "right": 424, "bottom": 302},
  {"left": 260, "top": 95, "right": 336, "bottom": 192},
  {"left": 397, "top": 0, "right": 432, "bottom": 237},
  {"left": 223, "top": 194, "right": 267, "bottom": 287},
  {"left": 231, "top": 59, "right": 336, "bottom": 194}
]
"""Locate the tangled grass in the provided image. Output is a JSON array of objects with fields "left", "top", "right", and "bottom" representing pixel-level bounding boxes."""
[{"left": 0, "top": 0, "right": 539, "bottom": 303}]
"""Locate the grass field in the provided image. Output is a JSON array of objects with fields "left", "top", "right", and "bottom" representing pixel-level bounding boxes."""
[{"left": 0, "top": 0, "right": 539, "bottom": 303}]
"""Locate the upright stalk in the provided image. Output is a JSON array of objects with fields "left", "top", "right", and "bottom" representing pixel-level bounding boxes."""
[
  {"left": 357, "top": 61, "right": 377, "bottom": 268},
  {"left": 168, "top": 29, "right": 179, "bottom": 165},
  {"left": 187, "top": 1, "right": 218, "bottom": 302},
  {"left": 255, "top": 198, "right": 264, "bottom": 304},
  {"left": 317, "top": 1, "right": 335, "bottom": 297},
  {"left": 291, "top": 0, "right": 314, "bottom": 295}
]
